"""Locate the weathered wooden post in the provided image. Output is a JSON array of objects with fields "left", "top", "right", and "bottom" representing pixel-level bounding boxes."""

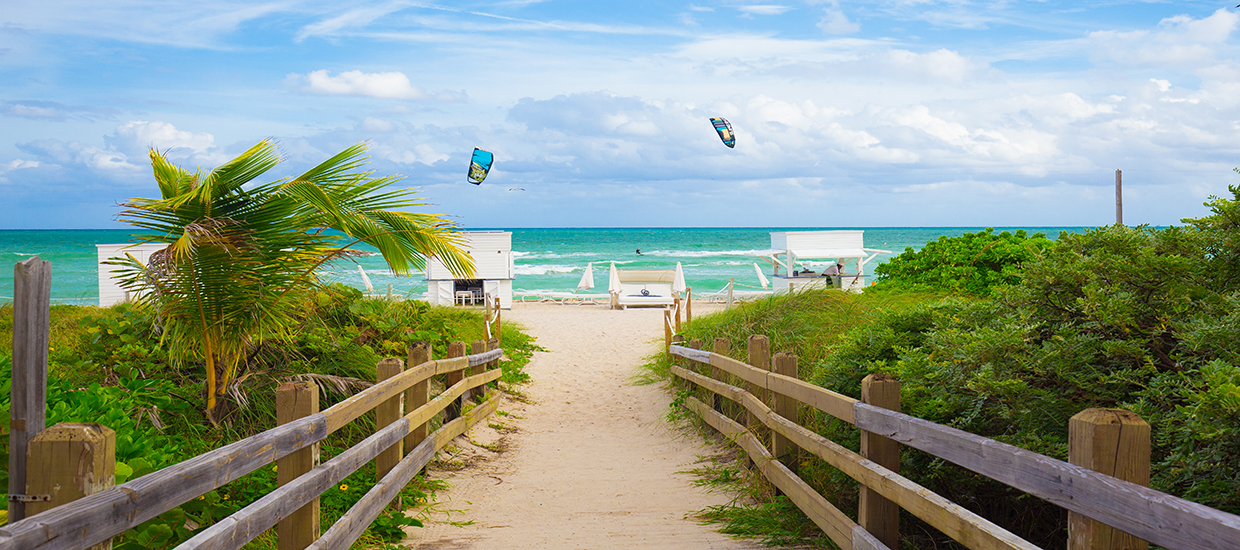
[
  {"left": 712, "top": 338, "right": 730, "bottom": 415},
  {"left": 494, "top": 297, "right": 502, "bottom": 342},
  {"left": 725, "top": 278, "right": 735, "bottom": 309},
  {"left": 277, "top": 380, "right": 319, "bottom": 550},
  {"left": 27, "top": 423, "right": 115, "bottom": 549},
  {"left": 487, "top": 337, "right": 500, "bottom": 394},
  {"left": 10, "top": 256, "right": 50, "bottom": 522},
  {"left": 685, "top": 287, "right": 692, "bottom": 324},
  {"left": 664, "top": 310, "right": 673, "bottom": 351},
  {"left": 1068, "top": 408, "right": 1150, "bottom": 550},
  {"left": 445, "top": 341, "right": 467, "bottom": 421},
  {"left": 771, "top": 352, "right": 799, "bottom": 471},
  {"left": 404, "top": 342, "right": 431, "bottom": 458},
  {"left": 1115, "top": 169, "right": 1123, "bottom": 226},
  {"left": 746, "top": 335, "right": 770, "bottom": 434},
  {"left": 674, "top": 295, "right": 682, "bottom": 332},
  {"left": 471, "top": 339, "right": 487, "bottom": 401},
  {"left": 687, "top": 337, "right": 704, "bottom": 392},
  {"left": 860, "top": 374, "right": 901, "bottom": 550},
  {"left": 375, "top": 358, "right": 404, "bottom": 502}
]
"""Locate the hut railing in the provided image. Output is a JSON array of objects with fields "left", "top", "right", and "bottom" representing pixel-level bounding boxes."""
[{"left": 669, "top": 341, "right": 1240, "bottom": 550}]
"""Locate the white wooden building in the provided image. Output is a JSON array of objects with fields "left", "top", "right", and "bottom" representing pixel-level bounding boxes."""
[
  {"left": 96, "top": 243, "right": 166, "bottom": 307},
  {"left": 757, "top": 231, "right": 891, "bottom": 292},
  {"left": 424, "top": 231, "right": 514, "bottom": 309}
]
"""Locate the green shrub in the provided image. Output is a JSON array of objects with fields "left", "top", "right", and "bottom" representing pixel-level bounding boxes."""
[{"left": 874, "top": 228, "right": 1053, "bottom": 296}]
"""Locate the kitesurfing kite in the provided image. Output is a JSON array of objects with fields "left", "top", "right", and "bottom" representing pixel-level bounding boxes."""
[
  {"left": 709, "top": 117, "right": 735, "bottom": 148},
  {"left": 468, "top": 147, "right": 494, "bottom": 185}
]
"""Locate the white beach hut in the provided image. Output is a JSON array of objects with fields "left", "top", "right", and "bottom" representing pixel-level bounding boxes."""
[
  {"left": 757, "top": 230, "right": 891, "bottom": 292},
  {"left": 96, "top": 243, "right": 167, "bottom": 307},
  {"left": 424, "top": 231, "right": 514, "bottom": 309}
]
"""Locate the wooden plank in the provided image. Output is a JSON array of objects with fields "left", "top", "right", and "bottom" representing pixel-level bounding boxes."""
[
  {"left": 683, "top": 396, "right": 867, "bottom": 550},
  {"left": 468, "top": 340, "right": 486, "bottom": 403},
  {"left": 712, "top": 338, "right": 730, "bottom": 415},
  {"left": 26, "top": 423, "right": 115, "bottom": 550},
  {"left": 0, "top": 415, "right": 328, "bottom": 550},
  {"left": 175, "top": 417, "right": 411, "bottom": 550},
  {"left": 310, "top": 392, "right": 503, "bottom": 550},
  {"left": 672, "top": 344, "right": 858, "bottom": 424},
  {"left": 466, "top": 347, "right": 503, "bottom": 368},
  {"left": 853, "top": 403, "right": 1240, "bottom": 550},
  {"left": 750, "top": 394, "right": 1037, "bottom": 550},
  {"left": 404, "top": 368, "right": 502, "bottom": 431},
  {"left": 321, "top": 360, "right": 434, "bottom": 434},
  {"left": 1068, "top": 408, "right": 1150, "bottom": 550},
  {"left": 672, "top": 365, "right": 1037, "bottom": 550},
  {"left": 374, "top": 358, "right": 404, "bottom": 509},
  {"left": 404, "top": 343, "right": 432, "bottom": 459},
  {"left": 276, "top": 382, "right": 319, "bottom": 550},
  {"left": 860, "top": 374, "right": 901, "bottom": 550},
  {"left": 10, "top": 256, "right": 51, "bottom": 522}
]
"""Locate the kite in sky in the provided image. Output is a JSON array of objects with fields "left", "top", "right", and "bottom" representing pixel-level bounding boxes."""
[
  {"left": 709, "top": 117, "right": 735, "bottom": 148},
  {"left": 468, "top": 147, "right": 494, "bottom": 184}
]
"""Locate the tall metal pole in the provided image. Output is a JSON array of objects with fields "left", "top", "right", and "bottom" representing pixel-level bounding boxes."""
[{"left": 1115, "top": 169, "right": 1123, "bottom": 226}]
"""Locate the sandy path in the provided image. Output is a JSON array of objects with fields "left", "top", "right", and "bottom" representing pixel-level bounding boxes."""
[{"left": 400, "top": 302, "right": 763, "bottom": 549}]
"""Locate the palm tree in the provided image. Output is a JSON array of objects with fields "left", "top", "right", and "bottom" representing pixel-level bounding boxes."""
[{"left": 111, "top": 139, "right": 473, "bottom": 420}]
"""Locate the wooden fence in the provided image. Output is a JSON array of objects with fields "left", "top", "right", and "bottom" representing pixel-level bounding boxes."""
[
  {"left": 667, "top": 337, "right": 1240, "bottom": 550},
  {"left": 3, "top": 258, "right": 509, "bottom": 550}
]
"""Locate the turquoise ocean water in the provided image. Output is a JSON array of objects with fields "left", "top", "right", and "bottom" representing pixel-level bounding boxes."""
[{"left": 0, "top": 227, "right": 1086, "bottom": 305}]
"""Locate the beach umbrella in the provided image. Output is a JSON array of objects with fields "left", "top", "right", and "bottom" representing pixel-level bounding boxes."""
[
  {"left": 578, "top": 262, "right": 595, "bottom": 291},
  {"left": 358, "top": 265, "right": 374, "bottom": 293},
  {"left": 608, "top": 262, "right": 622, "bottom": 294},
  {"left": 753, "top": 263, "right": 770, "bottom": 288},
  {"left": 673, "top": 262, "right": 687, "bottom": 294}
]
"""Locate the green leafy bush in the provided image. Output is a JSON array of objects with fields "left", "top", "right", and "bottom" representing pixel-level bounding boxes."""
[{"left": 874, "top": 228, "right": 1053, "bottom": 296}]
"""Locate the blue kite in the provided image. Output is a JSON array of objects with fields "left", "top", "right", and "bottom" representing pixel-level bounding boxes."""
[
  {"left": 468, "top": 147, "right": 494, "bottom": 185},
  {"left": 709, "top": 117, "right": 735, "bottom": 148}
]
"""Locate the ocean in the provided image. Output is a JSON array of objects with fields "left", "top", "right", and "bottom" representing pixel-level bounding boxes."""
[{"left": 0, "top": 227, "right": 1086, "bottom": 305}]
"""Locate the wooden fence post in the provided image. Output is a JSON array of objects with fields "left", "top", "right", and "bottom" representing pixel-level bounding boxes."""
[
  {"left": 445, "top": 341, "right": 467, "bottom": 421},
  {"left": 664, "top": 310, "right": 673, "bottom": 351},
  {"left": 27, "top": 423, "right": 115, "bottom": 550},
  {"left": 674, "top": 295, "right": 682, "bottom": 332},
  {"left": 487, "top": 337, "right": 500, "bottom": 393},
  {"left": 471, "top": 339, "right": 487, "bottom": 401},
  {"left": 687, "top": 338, "right": 704, "bottom": 392},
  {"left": 685, "top": 287, "right": 692, "bottom": 324},
  {"left": 746, "top": 335, "right": 770, "bottom": 435},
  {"left": 375, "top": 358, "right": 404, "bottom": 501},
  {"left": 860, "top": 374, "right": 901, "bottom": 550},
  {"left": 1068, "top": 408, "right": 1150, "bottom": 550},
  {"left": 10, "top": 256, "right": 50, "bottom": 522},
  {"left": 494, "top": 297, "right": 502, "bottom": 342},
  {"left": 771, "top": 352, "right": 799, "bottom": 471},
  {"left": 277, "top": 381, "right": 320, "bottom": 550},
  {"left": 712, "top": 338, "right": 730, "bottom": 415},
  {"left": 404, "top": 342, "right": 431, "bottom": 459}
]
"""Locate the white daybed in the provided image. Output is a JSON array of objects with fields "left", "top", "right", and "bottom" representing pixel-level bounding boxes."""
[{"left": 610, "top": 269, "right": 676, "bottom": 309}]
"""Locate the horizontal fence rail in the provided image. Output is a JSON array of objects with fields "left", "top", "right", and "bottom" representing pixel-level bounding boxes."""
[
  {"left": 0, "top": 346, "right": 505, "bottom": 550},
  {"left": 668, "top": 343, "right": 1240, "bottom": 550}
]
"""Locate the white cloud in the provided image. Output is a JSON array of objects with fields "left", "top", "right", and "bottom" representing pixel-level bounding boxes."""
[
  {"left": 883, "top": 48, "right": 980, "bottom": 81},
  {"left": 110, "top": 120, "right": 215, "bottom": 155},
  {"left": 737, "top": 5, "right": 791, "bottom": 16},
  {"left": 290, "top": 70, "right": 429, "bottom": 100},
  {"left": 818, "top": 9, "right": 859, "bottom": 34},
  {"left": 5, "top": 159, "right": 39, "bottom": 170},
  {"left": 1089, "top": 8, "right": 1239, "bottom": 68}
]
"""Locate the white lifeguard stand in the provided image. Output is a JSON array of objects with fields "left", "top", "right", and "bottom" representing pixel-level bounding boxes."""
[
  {"left": 424, "top": 231, "right": 514, "bottom": 309},
  {"left": 96, "top": 243, "right": 166, "bottom": 307},
  {"left": 757, "top": 231, "right": 891, "bottom": 292}
]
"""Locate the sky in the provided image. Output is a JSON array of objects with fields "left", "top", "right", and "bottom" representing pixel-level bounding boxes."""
[{"left": 3, "top": 1, "right": 1240, "bottom": 229}]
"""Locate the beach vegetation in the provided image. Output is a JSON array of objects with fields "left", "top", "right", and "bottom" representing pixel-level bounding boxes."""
[
  {"left": 654, "top": 192, "right": 1240, "bottom": 548},
  {"left": 0, "top": 287, "right": 537, "bottom": 547},
  {"left": 110, "top": 139, "right": 473, "bottom": 421},
  {"left": 873, "top": 227, "right": 1053, "bottom": 296}
]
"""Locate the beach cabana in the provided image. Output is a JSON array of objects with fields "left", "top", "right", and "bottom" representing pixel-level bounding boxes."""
[
  {"left": 608, "top": 266, "right": 677, "bottom": 309},
  {"left": 96, "top": 242, "right": 168, "bottom": 307},
  {"left": 756, "top": 230, "right": 891, "bottom": 292},
  {"left": 424, "top": 231, "right": 514, "bottom": 309}
]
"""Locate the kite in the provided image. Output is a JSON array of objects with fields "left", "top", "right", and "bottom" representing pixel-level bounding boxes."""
[
  {"left": 468, "top": 147, "right": 494, "bottom": 185},
  {"left": 709, "top": 117, "right": 735, "bottom": 148}
]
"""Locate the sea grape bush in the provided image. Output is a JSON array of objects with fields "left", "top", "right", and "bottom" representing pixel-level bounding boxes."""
[{"left": 873, "top": 228, "right": 1053, "bottom": 296}]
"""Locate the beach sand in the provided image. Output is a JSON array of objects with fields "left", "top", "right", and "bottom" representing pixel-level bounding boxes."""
[{"left": 399, "top": 300, "right": 769, "bottom": 549}]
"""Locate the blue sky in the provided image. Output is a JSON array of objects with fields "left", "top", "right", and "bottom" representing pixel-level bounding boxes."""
[{"left": 2, "top": 1, "right": 1239, "bottom": 229}]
